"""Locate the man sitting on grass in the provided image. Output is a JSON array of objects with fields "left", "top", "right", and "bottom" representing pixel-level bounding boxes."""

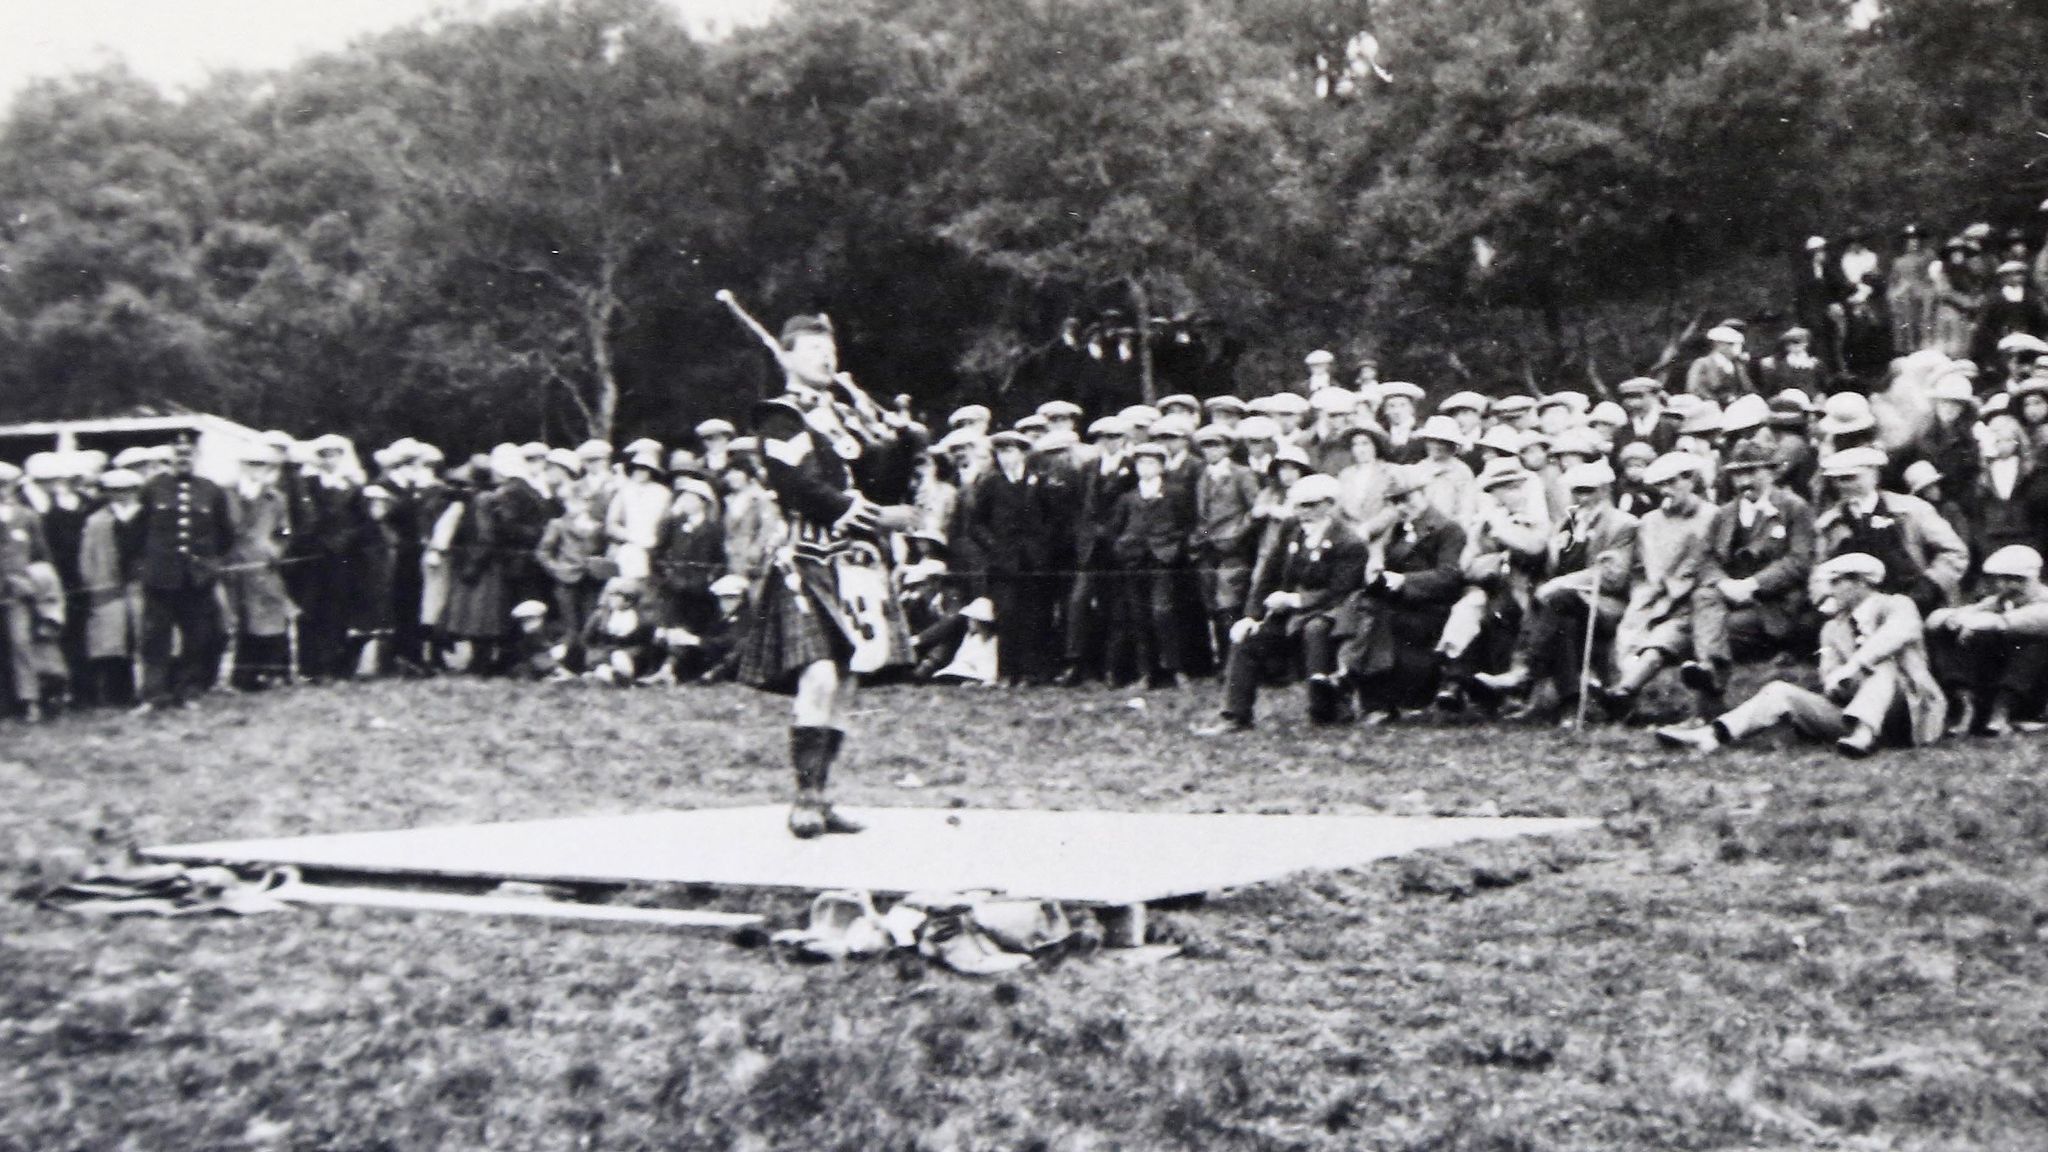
[
  {"left": 1925, "top": 544, "right": 2048, "bottom": 736},
  {"left": 1654, "top": 552, "right": 1948, "bottom": 758}
]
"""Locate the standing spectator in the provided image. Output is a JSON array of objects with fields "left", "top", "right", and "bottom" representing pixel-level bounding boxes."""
[
  {"left": 1973, "top": 260, "right": 2048, "bottom": 369},
  {"left": 1055, "top": 417, "right": 1132, "bottom": 685},
  {"left": 224, "top": 446, "right": 295, "bottom": 691},
  {"left": 135, "top": 435, "right": 233, "bottom": 711},
  {"left": 1888, "top": 225, "right": 1938, "bottom": 354},
  {"left": 1930, "top": 238, "right": 1986, "bottom": 360},
  {"left": 1191, "top": 424, "right": 1261, "bottom": 657},
  {"left": 297, "top": 434, "right": 369, "bottom": 682},
  {"left": 487, "top": 443, "right": 557, "bottom": 616},
  {"left": 653, "top": 477, "right": 726, "bottom": 640},
  {"left": 0, "top": 464, "right": 54, "bottom": 720},
  {"left": 1686, "top": 326, "right": 1752, "bottom": 406},
  {"left": 31, "top": 454, "right": 92, "bottom": 705},
  {"left": 443, "top": 460, "right": 506, "bottom": 672},
  {"left": 77, "top": 469, "right": 147, "bottom": 706},
  {"left": 536, "top": 495, "right": 607, "bottom": 668},
  {"left": 970, "top": 431, "right": 1054, "bottom": 684},
  {"left": 1794, "top": 236, "right": 1850, "bottom": 372},
  {"left": 606, "top": 451, "right": 671, "bottom": 582},
  {"left": 905, "top": 452, "right": 956, "bottom": 549},
  {"left": 345, "top": 486, "right": 402, "bottom": 676},
  {"left": 1756, "top": 328, "right": 1824, "bottom": 397},
  {"left": 1107, "top": 443, "right": 1191, "bottom": 687}
]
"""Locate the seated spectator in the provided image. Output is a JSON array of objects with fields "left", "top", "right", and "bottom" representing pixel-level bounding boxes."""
[
  {"left": 931, "top": 597, "right": 1000, "bottom": 686},
  {"left": 1435, "top": 457, "right": 1550, "bottom": 711},
  {"left": 581, "top": 579, "right": 657, "bottom": 685},
  {"left": 1677, "top": 442, "right": 1816, "bottom": 712},
  {"left": 1596, "top": 453, "right": 1718, "bottom": 719},
  {"left": 1469, "top": 460, "right": 1638, "bottom": 722},
  {"left": 1655, "top": 553, "right": 1947, "bottom": 758},
  {"left": 1346, "top": 466, "right": 1467, "bottom": 722},
  {"left": 1197, "top": 473, "right": 1367, "bottom": 732},
  {"left": 1814, "top": 446, "right": 1968, "bottom": 616},
  {"left": 644, "top": 574, "right": 754, "bottom": 684},
  {"left": 504, "top": 599, "right": 568, "bottom": 681},
  {"left": 1927, "top": 545, "right": 2048, "bottom": 736}
]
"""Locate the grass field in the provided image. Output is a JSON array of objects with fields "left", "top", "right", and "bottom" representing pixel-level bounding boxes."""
[{"left": 4, "top": 673, "right": 2047, "bottom": 1151}]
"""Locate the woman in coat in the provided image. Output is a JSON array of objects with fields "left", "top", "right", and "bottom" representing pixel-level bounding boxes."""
[
  {"left": 77, "top": 469, "right": 149, "bottom": 705},
  {"left": 652, "top": 478, "right": 727, "bottom": 636},
  {"left": 224, "top": 449, "right": 296, "bottom": 690},
  {"left": 442, "top": 463, "right": 506, "bottom": 669}
]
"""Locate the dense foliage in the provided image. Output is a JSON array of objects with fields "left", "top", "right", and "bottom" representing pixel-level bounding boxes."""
[{"left": 0, "top": 0, "right": 2040, "bottom": 449}]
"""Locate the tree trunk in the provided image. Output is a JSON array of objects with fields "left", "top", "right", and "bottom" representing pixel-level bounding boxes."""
[
  {"left": 584, "top": 251, "right": 621, "bottom": 442},
  {"left": 1128, "top": 276, "right": 1156, "bottom": 403}
]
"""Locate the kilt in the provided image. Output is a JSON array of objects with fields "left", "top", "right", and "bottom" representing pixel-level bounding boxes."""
[{"left": 736, "top": 552, "right": 914, "bottom": 693}]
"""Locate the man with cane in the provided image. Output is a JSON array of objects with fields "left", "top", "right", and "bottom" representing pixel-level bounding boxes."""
[
  {"left": 723, "top": 301, "right": 925, "bottom": 838},
  {"left": 1468, "top": 460, "right": 1639, "bottom": 724}
]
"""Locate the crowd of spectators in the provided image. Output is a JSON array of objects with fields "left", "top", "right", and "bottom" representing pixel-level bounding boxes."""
[{"left": 5, "top": 219, "right": 2048, "bottom": 757}]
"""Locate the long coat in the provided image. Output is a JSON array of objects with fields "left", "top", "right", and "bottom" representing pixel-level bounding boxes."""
[
  {"left": 225, "top": 485, "right": 296, "bottom": 638},
  {"left": 1616, "top": 500, "right": 1718, "bottom": 658},
  {"left": 77, "top": 507, "right": 143, "bottom": 660},
  {"left": 1822, "top": 592, "right": 1946, "bottom": 746}
]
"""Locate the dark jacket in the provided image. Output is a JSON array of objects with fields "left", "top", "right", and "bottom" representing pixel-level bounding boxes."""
[
  {"left": 137, "top": 473, "right": 234, "bottom": 591},
  {"left": 969, "top": 468, "right": 1051, "bottom": 577},
  {"left": 1109, "top": 483, "right": 1190, "bottom": 568},
  {"left": 1700, "top": 488, "right": 1815, "bottom": 637},
  {"left": 1247, "top": 517, "right": 1368, "bottom": 636}
]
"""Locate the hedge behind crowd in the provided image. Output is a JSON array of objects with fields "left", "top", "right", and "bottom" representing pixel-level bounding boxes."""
[{"left": 0, "top": 0, "right": 2040, "bottom": 453}]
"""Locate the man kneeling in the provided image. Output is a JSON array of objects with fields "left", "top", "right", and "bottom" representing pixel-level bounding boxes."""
[
  {"left": 1655, "top": 552, "right": 1947, "bottom": 758},
  {"left": 1199, "top": 474, "right": 1366, "bottom": 732}
]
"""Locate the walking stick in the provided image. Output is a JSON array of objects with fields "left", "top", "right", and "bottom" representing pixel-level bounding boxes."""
[{"left": 1576, "top": 581, "right": 1600, "bottom": 734}]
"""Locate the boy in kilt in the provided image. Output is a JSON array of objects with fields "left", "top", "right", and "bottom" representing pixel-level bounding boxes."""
[{"left": 734, "top": 314, "right": 924, "bottom": 838}]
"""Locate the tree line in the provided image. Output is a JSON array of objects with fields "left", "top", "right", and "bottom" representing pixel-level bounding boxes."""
[{"left": 0, "top": 0, "right": 2038, "bottom": 452}]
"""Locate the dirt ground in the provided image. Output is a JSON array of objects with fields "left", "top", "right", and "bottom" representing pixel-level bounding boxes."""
[{"left": 3, "top": 674, "right": 2045, "bottom": 1151}]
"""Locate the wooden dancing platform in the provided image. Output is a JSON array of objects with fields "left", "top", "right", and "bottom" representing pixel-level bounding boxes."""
[{"left": 145, "top": 806, "right": 1596, "bottom": 908}]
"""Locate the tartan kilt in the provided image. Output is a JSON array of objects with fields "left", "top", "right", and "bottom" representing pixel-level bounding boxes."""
[{"left": 736, "top": 554, "right": 914, "bottom": 693}]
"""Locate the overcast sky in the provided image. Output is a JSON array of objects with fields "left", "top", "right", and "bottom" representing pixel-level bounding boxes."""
[{"left": 0, "top": 0, "right": 781, "bottom": 107}]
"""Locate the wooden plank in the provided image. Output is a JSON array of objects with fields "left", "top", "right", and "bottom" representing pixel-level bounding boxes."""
[{"left": 275, "top": 883, "right": 762, "bottom": 929}]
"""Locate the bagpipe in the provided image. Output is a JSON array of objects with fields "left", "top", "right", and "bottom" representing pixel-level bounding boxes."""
[{"left": 714, "top": 289, "right": 902, "bottom": 458}]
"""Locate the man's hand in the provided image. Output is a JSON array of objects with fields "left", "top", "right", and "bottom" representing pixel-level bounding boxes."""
[
  {"left": 1379, "top": 571, "right": 1406, "bottom": 593},
  {"left": 1716, "top": 576, "right": 1757, "bottom": 605},
  {"left": 1822, "top": 661, "right": 1860, "bottom": 699},
  {"left": 1229, "top": 617, "right": 1259, "bottom": 644},
  {"left": 1263, "top": 590, "right": 1303, "bottom": 614}
]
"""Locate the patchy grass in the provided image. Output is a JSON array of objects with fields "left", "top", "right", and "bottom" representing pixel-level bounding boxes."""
[{"left": 3, "top": 673, "right": 2048, "bottom": 1151}]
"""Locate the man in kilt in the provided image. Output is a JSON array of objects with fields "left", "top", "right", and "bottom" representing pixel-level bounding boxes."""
[{"left": 735, "top": 314, "right": 924, "bottom": 838}]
